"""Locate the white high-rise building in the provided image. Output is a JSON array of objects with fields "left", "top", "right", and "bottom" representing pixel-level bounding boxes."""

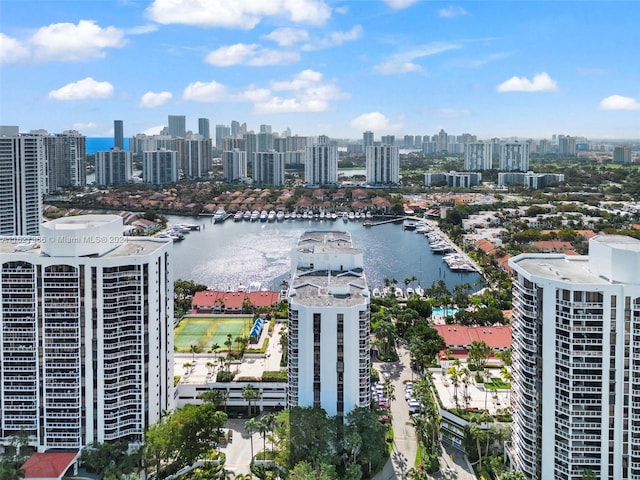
[
  {"left": 182, "top": 136, "right": 212, "bottom": 179},
  {"left": 253, "top": 151, "right": 284, "bottom": 186},
  {"left": 464, "top": 142, "right": 493, "bottom": 170},
  {"left": 507, "top": 235, "right": 640, "bottom": 480},
  {"left": 143, "top": 149, "right": 179, "bottom": 185},
  {"left": 304, "top": 138, "right": 338, "bottom": 186},
  {"left": 95, "top": 149, "right": 132, "bottom": 185},
  {"left": 500, "top": 141, "right": 529, "bottom": 171},
  {"left": 222, "top": 148, "right": 248, "bottom": 182},
  {"left": 0, "top": 215, "right": 174, "bottom": 451},
  {"left": 366, "top": 145, "right": 399, "bottom": 185},
  {"left": 287, "top": 231, "right": 371, "bottom": 418},
  {"left": 40, "top": 130, "right": 87, "bottom": 192},
  {"left": 0, "top": 127, "right": 44, "bottom": 236}
]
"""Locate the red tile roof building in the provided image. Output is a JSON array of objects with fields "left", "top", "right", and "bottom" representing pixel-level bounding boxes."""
[
  {"left": 192, "top": 290, "right": 281, "bottom": 314},
  {"left": 22, "top": 452, "right": 78, "bottom": 480},
  {"left": 434, "top": 324, "right": 512, "bottom": 358}
]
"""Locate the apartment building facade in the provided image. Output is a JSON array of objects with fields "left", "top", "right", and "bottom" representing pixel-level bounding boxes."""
[{"left": 0, "top": 215, "right": 174, "bottom": 451}]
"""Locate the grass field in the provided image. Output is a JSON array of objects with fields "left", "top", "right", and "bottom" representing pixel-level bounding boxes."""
[{"left": 174, "top": 317, "right": 252, "bottom": 352}]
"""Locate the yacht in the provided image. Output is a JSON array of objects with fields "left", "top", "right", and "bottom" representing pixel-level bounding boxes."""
[
  {"left": 213, "top": 208, "right": 227, "bottom": 223},
  {"left": 259, "top": 210, "right": 268, "bottom": 222},
  {"left": 284, "top": 213, "right": 291, "bottom": 220},
  {"left": 268, "top": 210, "right": 277, "bottom": 222},
  {"left": 415, "top": 286, "right": 425, "bottom": 297},
  {"left": 394, "top": 287, "right": 404, "bottom": 299},
  {"left": 342, "top": 212, "right": 349, "bottom": 223},
  {"left": 276, "top": 211, "right": 285, "bottom": 222},
  {"left": 233, "top": 211, "right": 243, "bottom": 222},
  {"left": 243, "top": 211, "right": 252, "bottom": 221},
  {"left": 372, "top": 287, "right": 381, "bottom": 298},
  {"left": 250, "top": 210, "right": 260, "bottom": 222}
]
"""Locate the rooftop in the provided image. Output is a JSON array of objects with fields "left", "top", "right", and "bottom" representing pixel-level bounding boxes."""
[{"left": 22, "top": 452, "right": 78, "bottom": 480}]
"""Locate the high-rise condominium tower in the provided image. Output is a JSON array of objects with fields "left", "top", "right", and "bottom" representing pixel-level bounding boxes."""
[
  {"left": 304, "top": 137, "right": 338, "bottom": 185},
  {"left": 366, "top": 144, "right": 399, "bottom": 185},
  {"left": 42, "top": 130, "right": 87, "bottom": 192},
  {"left": 114, "top": 120, "right": 124, "bottom": 149},
  {"left": 500, "top": 141, "right": 529, "bottom": 171},
  {"left": 222, "top": 148, "right": 247, "bottom": 183},
  {"left": 95, "top": 149, "right": 132, "bottom": 185},
  {"left": 168, "top": 115, "right": 186, "bottom": 138},
  {"left": 287, "top": 231, "right": 371, "bottom": 417},
  {"left": 198, "top": 118, "right": 210, "bottom": 140},
  {"left": 507, "top": 235, "right": 640, "bottom": 480},
  {"left": 253, "top": 151, "right": 284, "bottom": 186},
  {"left": 0, "top": 215, "right": 174, "bottom": 451},
  {"left": 464, "top": 142, "right": 493, "bottom": 170},
  {"left": 143, "top": 149, "right": 179, "bottom": 185},
  {"left": 0, "top": 126, "right": 44, "bottom": 236}
]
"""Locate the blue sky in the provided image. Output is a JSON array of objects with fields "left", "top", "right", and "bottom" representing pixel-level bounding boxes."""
[{"left": 1, "top": 0, "right": 639, "bottom": 140}]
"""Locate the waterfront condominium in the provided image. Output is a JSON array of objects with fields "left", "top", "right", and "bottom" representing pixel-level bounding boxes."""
[
  {"left": 95, "top": 148, "right": 132, "bottom": 186},
  {"left": 499, "top": 141, "right": 529, "bottom": 171},
  {"left": 287, "top": 231, "right": 371, "bottom": 418},
  {"left": 0, "top": 215, "right": 174, "bottom": 451},
  {"left": 366, "top": 144, "right": 399, "bottom": 185},
  {"left": 0, "top": 126, "right": 44, "bottom": 236},
  {"left": 507, "top": 235, "right": 640, "bottom": 480},
  {"left": 253, "top": 150, "right": 285, "bottom": 186},
  {"left": 143, "top": 149, "right": 179, "bottom": 185},
  {"left": 464, "top": 142, "right": 493, "bottom": 170},
  {"left": 304, "top": 137, "right": 338, "bottom": 186},
  {"left": 222, "top": 148, "right": 248, "bottom": 183},
  {"left": 168, "top": 115, "right": 186, "bottom": 138}
]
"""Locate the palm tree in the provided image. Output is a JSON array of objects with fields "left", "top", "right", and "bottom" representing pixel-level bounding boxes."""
[
  {"left": 242, "top": 384, "right": 261, "bottom": 416},
  {"left": 210, "top": 342, "right": 221, "bottom": 354},
  {"left": 189, "top": 343, "right": 201, "bottom": 362},
  {"left": 500, "top": 366, "right": 512, "bottom": 404},
  {"left": 225, "top": 334, "right": 233, "bottom": 355},
  {"left": 245, "top": 417, "right": 261, "bottom": 460}
]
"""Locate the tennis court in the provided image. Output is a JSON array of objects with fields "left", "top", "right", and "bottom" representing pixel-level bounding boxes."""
[{"left": 174, "top": 317, "right": 252, "bottom": 352}]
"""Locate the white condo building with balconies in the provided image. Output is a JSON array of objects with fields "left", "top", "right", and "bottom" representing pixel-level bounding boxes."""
[
  {"left": 287, "top": 231, "right": 371, "bottom": 418},
  {"left": 366, "top": 145, "right": 399, "bottom": 185},
  {"left": 0, "top": 215, "right": 174, "bottom": 451},
  {"left": 508, "top": 235, "right": 640, "bottom": 480}
]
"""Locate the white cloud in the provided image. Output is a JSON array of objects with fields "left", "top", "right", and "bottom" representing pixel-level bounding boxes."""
[
  {"left": 349, "top": 112, "right": 403, "bottom": 131},
  {"left": 127, "top": 24, "right": 159, "bottom": 35},
  {"left": 146, "top": 0, "right": 331, "bottom": 29},
  {"left": 0, "top": 33, "right": 30, "bottom": 63},
  {"left": 599, "top": 95, "right": 640, "bottom": 111},
  {"left": 254, "top": 70, "right": 348, "bottom": 114},
  {"left": 271, "top": 69, "right": 323, "bottom": 91},
  {"left": 71, "top": 122, "right": 98, "bottom": 131},
  {"left": 373, "top": 61, "right": 422, "bottom": 75},
  {"left": 48, "top": 77, "right": 114, "bottom": 100},
  {"left": 302, "top": 25, "right": 363, "bottom": 51},
  {"left": 497, "top": 72, "right": 558, "bottom": 92},
  {"left": 384, "top": 0, "right": 418, "bottom": 10},
  {"left": 142, "top": 125, "right": 166, "bottom": 136},
  {"left": 453, "top": 52, "right": 511, "bottom": 68},
  {"left": 263, "top": 27, "right": 309, "bottom": 46},
  {"left": 373, "top": 42, "right": 461, "bottom": 75},
  {"left": 204, "top": 43, "right": 299, "bottom": 66},
  {"left": 439, "top": 6, "right": 469, "bottom": 18},
  {"left": 182, "top": 80, "right": 270, "bottom": 103},
  {"left": 139, "top": 91, "right": 173, "bottom": 108},
  {"left": 31, "top": 20, "right": 126, "bottom": 62}
]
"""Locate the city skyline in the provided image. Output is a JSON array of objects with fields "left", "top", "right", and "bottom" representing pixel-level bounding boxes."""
[{"left": 1, "top": 1, "right": 639, "bottom": 140}]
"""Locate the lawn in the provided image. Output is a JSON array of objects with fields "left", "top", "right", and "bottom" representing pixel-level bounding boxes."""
[
  {"left": 487, "top": 377, "right": 510, "bottom": 390},
  {"left": 174, "top": 317, "right": 252, "bottom": 352}
]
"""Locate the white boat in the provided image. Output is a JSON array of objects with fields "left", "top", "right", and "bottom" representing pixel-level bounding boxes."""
[
  {"left": 213, "top": 208, "right": 227, "bottom": 223},
  {"left": 342, "top": 212, "right": 349, "bottom": 223},
  {"left": 259, "top": 210, "right": 268, "bottom": 222},
  {"left": 276, "top": 211, "right": 285, "bottom": 222},
  {"left": 267, "top": 210, "right": 276, "bottom": 222},
  {"left": 250, "top": 210, "right": 260, "bottom": 222},
  {"left": 395, "top": 287, "right": 404, "bottom": 299},
  {"left": 415, "top": 286, "right": 425, "bottom": 297},
  {"left": 248, "top": 281, "right": 262, "bottom": 292},
  {"left": 284, "top": 213, "right": 291, "bottom": 220},
  {"left": 365, "top": 211, "right": 373, "bottom": 220},
  {"left": 243, "top": 211, "right": 252, "bottom": 221},
  {"left": 348, "top": 212, "right": 355, "bottom": 220},
  {"left": 406, "top": 287, "right": 414, "bottom": 297},
  {"left": 233, "top": 211, "right": 243, "bottom": 222},
  {"left": 372, "top": 288, "right": 381, "bottom": 297},
  {"left": 331, "top": 213, "right": 338, "bottom": 221}
]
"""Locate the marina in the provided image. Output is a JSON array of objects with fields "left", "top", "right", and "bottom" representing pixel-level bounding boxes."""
[{"left": 163, "top": 213, "right": 484, "bottom": 295}]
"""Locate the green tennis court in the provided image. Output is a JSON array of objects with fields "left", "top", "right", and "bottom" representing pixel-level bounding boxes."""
[{"left": 174, "top": 317, "right": 252, "bottom": 352}]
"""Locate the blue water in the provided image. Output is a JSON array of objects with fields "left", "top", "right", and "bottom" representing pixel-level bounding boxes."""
[
  {"left": 431, "top": 307, "right": 459, "bottom": 317},
  {"left": 86, "top": 137, "right": 129, "bottom": 153},
  {"left": 165, "top": 215, "right": 484, "bottom": 293}
]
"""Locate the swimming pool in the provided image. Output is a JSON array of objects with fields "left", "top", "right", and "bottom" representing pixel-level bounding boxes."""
[{"left": 431, "top": 307, "right": 459, "bottom": 317}]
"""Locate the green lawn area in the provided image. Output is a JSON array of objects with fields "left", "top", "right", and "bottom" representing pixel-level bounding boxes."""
[
  {"left": 487, "top": 377, "right": 510, "bottom": 390},
  {"left": 174, "top": 317, "right": 252, "bottom": 352}
]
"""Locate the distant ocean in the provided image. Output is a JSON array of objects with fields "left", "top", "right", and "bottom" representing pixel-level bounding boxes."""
[{"left": 86, "top": 137, "right": 129, "bottom": 154}]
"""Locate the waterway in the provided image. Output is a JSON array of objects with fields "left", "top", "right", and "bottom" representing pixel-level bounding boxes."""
[{"left": 165, "top": 215, "right": 484, "bottom": 293}]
